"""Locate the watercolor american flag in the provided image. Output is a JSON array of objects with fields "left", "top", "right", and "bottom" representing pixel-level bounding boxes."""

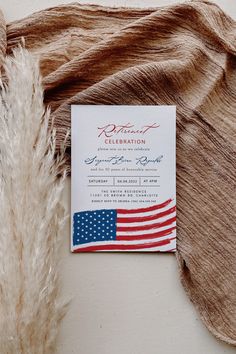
[{"left": 72, "top": 198, "right": 176, "bottom": 252}]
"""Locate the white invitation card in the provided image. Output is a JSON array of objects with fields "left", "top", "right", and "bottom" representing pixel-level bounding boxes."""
[{"left": 71, "top": 105, "right": 176, "bottom": 252}]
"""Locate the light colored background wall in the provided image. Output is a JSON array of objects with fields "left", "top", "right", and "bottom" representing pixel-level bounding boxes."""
[
  {"left": 1, "top": 0, "right": 236, "bottom": 20},
  {"left": 0, "top": 1, "right": 235, "bottom": 353}
]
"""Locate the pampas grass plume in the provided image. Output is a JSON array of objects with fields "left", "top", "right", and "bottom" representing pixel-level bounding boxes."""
[{"left": 0, "top": 48, "right": 68, "bottom": 354}]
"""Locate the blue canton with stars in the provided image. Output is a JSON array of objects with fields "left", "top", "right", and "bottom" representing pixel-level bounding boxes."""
[{"left": 73, "top": 209, "right": 117, "bottom": 246}]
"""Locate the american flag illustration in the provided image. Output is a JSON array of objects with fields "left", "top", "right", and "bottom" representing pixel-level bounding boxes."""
[{"left": 72, "top": 198, "right": 176, "bottom": 252}]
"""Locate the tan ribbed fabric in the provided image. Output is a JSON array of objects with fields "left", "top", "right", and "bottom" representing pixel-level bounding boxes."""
[{"left": 0, "top": 0, "right": 236, "bottom": 346}]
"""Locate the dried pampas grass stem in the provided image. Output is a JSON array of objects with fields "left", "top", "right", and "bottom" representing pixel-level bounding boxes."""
[{"left": 0, "top": 48, "right": 68, "bottom": 354}]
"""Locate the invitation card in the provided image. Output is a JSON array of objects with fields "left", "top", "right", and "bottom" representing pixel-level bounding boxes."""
[{"left": 71, "top": 105, "right": 176, "bottom": 252}]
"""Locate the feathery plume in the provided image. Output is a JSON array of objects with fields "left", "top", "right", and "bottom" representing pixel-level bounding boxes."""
[{"left": 0, "top": 48, "right": 68, "bottom": 354}]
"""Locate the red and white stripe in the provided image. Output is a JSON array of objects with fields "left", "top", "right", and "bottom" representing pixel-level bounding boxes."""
[{"left": 73, "top": 198, "right": 176, "bottom": 252}]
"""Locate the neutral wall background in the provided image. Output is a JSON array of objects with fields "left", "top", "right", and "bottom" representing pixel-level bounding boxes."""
[
  {"left": 0, "top": 1, "right": 235, "bottom": 354},
  {"left": 1, "top": 0, "right": 236, "bottom": 20}
]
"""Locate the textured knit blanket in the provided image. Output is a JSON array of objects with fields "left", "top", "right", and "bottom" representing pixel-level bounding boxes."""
[{"left": 0, "top": 0, "right": 236, "bottom": 346}]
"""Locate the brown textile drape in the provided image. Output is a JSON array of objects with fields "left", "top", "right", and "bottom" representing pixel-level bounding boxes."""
[{"left": 0, "top": 0, "right": 236, "bottom": 346}]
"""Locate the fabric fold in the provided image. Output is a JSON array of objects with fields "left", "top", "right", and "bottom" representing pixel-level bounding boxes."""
[{"left": 0, "top": 9, "right": 6, "bottom": 71}]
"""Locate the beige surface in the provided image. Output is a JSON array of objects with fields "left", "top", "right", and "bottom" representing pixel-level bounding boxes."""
[
  {"left": 1, "top": 0, "right": 236, "bottom": 20},
  {"left": 1, "top": 1, "right": 236, "bottom": 353}
]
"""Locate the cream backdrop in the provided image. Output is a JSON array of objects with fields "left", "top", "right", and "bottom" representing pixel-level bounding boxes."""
[{"left": 0, "top": 1, "right": 235, "bottom": 354}]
